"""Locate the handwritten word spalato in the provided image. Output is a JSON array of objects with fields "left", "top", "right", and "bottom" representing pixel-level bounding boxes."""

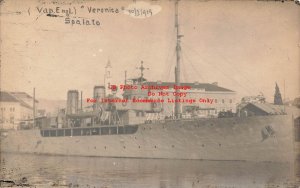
[{"left": 65, "top": 17, "right": 100, "bottom": 26}]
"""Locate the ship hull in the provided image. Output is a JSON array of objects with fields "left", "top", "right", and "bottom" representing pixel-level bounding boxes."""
[{"left": 0, "top": 115, "right": 294, "bottom": 163}]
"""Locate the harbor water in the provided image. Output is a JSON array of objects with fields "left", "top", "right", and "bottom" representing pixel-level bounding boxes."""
[{"left": 0, "top": 152, "right": 297, "bottom": 188}]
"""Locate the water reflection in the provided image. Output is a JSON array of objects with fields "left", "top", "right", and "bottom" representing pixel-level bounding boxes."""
[{"left": 0, "top": 153, "right": 296, "bottom": 187}]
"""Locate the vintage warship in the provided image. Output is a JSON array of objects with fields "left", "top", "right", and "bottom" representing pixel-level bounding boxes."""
[{"left": 0, "top": 1, "right": 295, "bottom": 165}]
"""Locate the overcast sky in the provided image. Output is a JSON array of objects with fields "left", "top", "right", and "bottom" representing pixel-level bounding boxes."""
[{"left": 1, "top": 0, "right": 299, "bottom": 101}]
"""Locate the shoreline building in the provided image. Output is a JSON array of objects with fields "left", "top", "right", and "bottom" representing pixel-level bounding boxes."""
[
  {"left": 0, "top": 91, "right": 38, "bottom": 129},
  {"left": 145, "top": 81, "right": 236, "bottom": 117},
  {"left": 120, "top": 78, "right": 236, "bottom": 119}
]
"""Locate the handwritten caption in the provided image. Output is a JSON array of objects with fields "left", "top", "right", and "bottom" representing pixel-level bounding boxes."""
[{"left": 31, "top": 2, "right": 161, "bottom": 27}]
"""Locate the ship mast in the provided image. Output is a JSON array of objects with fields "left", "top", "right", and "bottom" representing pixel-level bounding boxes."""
[
  {"left": 175, "top": 0, "right": 183, "bottom": 118},
  {"left": 136, "top": 61, "right": 149, "bottom": 83},
  {"left": 33, "top": 87, "right": 36, "bottom": 128}
]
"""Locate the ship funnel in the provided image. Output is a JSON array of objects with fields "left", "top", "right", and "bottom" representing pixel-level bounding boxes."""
[
  {"left": 93, "top": 86, "right": 105, "bottom": 110},
  {"left": 66, "top": 90, "right": 79, "bottom": 115}
]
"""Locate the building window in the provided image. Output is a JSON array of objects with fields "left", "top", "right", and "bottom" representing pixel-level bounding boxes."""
[
  {"left": 10, "top": 116, "right": 14, "bottom": 124},
  {"left": 136, "top": 111, "right": 139, "bottom": 117},
  {"left": 215, "top": 99, "right": 217, "bottom": 103},
  {"left": 222, "top": 99, "right": 225, "bottom": 103},
  {"left": 229, "top": 99, "right": 232, "bottom": 103}
]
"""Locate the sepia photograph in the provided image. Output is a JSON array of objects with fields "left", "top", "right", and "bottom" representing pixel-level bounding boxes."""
[{"left": 0, "top": 0, "right": 300, "bottom": 187}]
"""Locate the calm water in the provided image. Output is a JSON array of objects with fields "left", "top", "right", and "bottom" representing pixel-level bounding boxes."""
[{"left": 0, "top": 153, "right": 297, "bottom": 188}]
